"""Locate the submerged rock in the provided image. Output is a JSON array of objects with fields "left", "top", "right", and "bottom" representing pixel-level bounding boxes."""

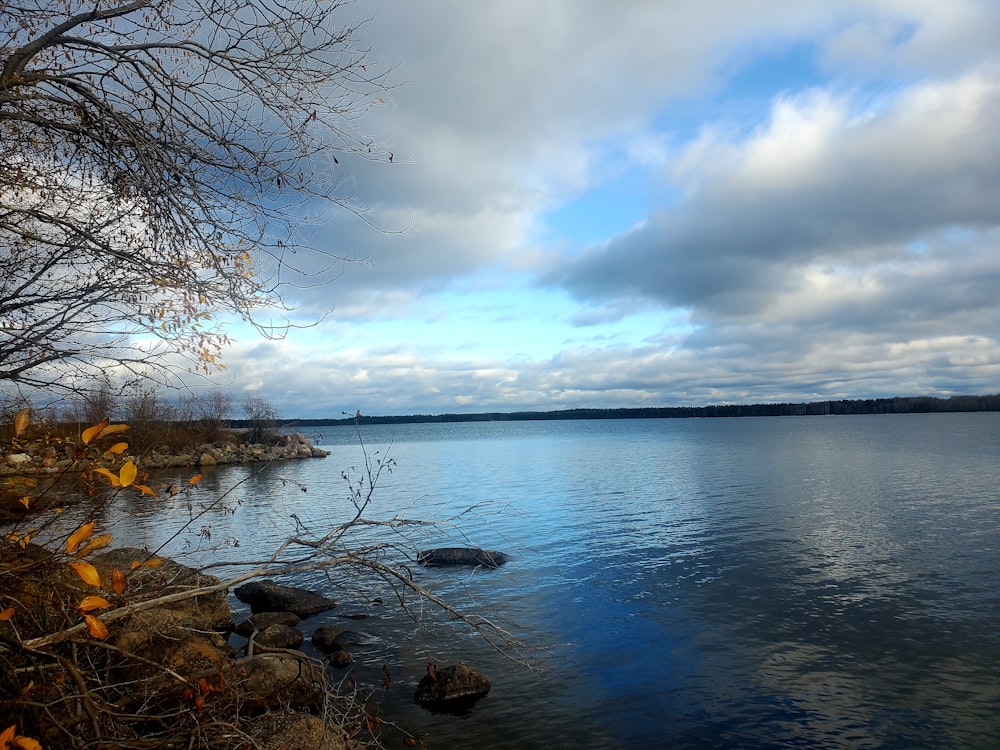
[
  {"left": 234, "top": 579, "right": 337, "bottom": 616},
  {"left": 414, "top": 663, "right": 492, "bottom": 708},
  {"left": 417, "top": 547, "right": 509, "bottom": 568}
]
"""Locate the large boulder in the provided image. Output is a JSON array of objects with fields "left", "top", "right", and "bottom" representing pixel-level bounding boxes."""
[
  {"left": 234, "top": 579, "right": 337, "bottom": 616},
  {"left": 414, "top": 663, "right": 492, "bottom": 708},
  {"left": 416, "top": 547, "right": 509, "bottom": 568},
  {"left": 230, "top": 653, "right": 327, "bottom": 711}
]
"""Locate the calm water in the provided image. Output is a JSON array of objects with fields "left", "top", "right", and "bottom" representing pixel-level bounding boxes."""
[{"left": 70, "top": 414, "right": 1000, "bottom": 748}]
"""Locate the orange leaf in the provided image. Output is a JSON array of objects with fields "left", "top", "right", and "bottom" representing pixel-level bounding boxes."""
[
  {"left": 92, "top": 467, "right": 121, "bottom": 487},
  {"left": 136, "top": 484, "right": 158, "bottom": 497},
  {"left": 78, "top": 595, "right": 111, "bottom": 612},
  {"left": 13, "top": 736, "right": 43, "bottom": 750},
  {"left": 18, "top": 496, "right": 29, "bottom": 509},
  {"left": 83, "top": 614, "right": 109, "bottom": 640},
  {"left": 189, "top": 473, "right": 203, "bottom": 486},
  {"left": 129, "top": 557, "right": 164, "bottom": 570},
  {"left": 0, "top": 607, "right": 14, "bottom": 621},
  {"left": 81, "top": 420, "right": 108, "bottom": 446},
  {"left": 104, "top": 442, "right": 129, "bottom": 455},
  {"left": 119, "top": 460, "right": 137, "bottom": 488},
  {"left": 111, "top": 568, "right": 126, "bottom": 595},
  {"left": 75, "top": 533, "right": 112, "bottom": 558},
  {"left": 0, "top": 725, "right": 14, "bottom": 748},
  {"left": 66, "top": 522, "right": 95, "bottom": 554},
  {"left": 13, "top": 407, "right": 31, "bottom": 438},
  {"left": 97, "top": 423, "right": 129, "bottom": 439},
  {"left": 69, "top": 561, "right": 101, "bottom": 588}
]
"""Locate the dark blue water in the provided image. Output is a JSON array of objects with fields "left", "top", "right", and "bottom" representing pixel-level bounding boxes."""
[{"left": 74, "top": 414, "right": 1000, "bottom": 748}]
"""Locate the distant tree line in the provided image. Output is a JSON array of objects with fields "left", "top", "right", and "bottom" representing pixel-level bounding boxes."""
[{"left": 279, "top": 394, "right": 1000, "bottom": 427}]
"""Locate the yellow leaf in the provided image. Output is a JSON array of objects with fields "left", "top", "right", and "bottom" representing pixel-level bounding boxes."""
[
  {"left": 92, "top": 467, "right": 121, "bottom": 487},
  {"left": 18, "top": 496, "right": 29, "bottom": 509},
  {"left": 119, "top": 460, "right": 137, "bottom": 488},
  {"left": 66, "top": 522, "right": 96, "bottom": 554},
  {"left": 104, "top": 442, "right": 129, "bottom": 455},
  {"left": 13, "top": 407, "right": 31, "bottom": 438},
  {"left": 97, "top": 423, "right": 129, "bottom": 439},
  {"left": 189, "top": 473, "right": 203, "bottom": 486},
  {"left": 81, "top": 420, "right": 109, "bottom": 446},
  {"left": 0, "top": 725, "right": 14, "bottom": 746},
  {"left": 79, "top": 595, "right": 111, "bottom": 612},
  {"left": 136, "top": 484, "right": 158, "bottom": 497},
  {"left": 0, "top": 607, "right": 14, "bottom": 621},
  {"left": 111, "top": 568, "right": 126, "bottom": 595},
  {"left": 75, "top": 533, "right": 112, "bottom": 558},
  {"left": 13, "top": 736, "right": 43, "bottom": 750},
  {"left": 69, "top": 561, "right": 101, "bottom": 588},
  {"left": 83, "top": 614, "right": 109, "bottom": 640}
]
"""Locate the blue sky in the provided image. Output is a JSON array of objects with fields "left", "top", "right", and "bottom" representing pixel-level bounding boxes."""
[{"left": 212, "top": 0, "right": 1000, "bottom": 418}]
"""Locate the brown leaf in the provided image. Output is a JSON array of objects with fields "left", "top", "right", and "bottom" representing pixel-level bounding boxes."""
[
  {"left": 0, "top": 607, "right": 14, "bottom": 621},
  {"left": 66, "top": 522, "right": 96, "bottom": 554},
  {"left": 13, "top": 408, "right": 31, "bottom": 438},
  {"left": 111, "top": 568, "right": 126, "bottom": 596}
]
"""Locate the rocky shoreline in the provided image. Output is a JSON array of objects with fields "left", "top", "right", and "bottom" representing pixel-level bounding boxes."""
[{"left": 0, "top": 431, "right": 330, "bottom": 476}]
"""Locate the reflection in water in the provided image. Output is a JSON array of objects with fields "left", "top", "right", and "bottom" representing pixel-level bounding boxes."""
[{"left": 42, "top": 414, "right": 1000, "bottom": 748}]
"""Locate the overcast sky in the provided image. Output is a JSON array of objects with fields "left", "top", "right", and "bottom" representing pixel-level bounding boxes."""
[{"left": 217, "top": 0, "right": 1000, "bottom": 418}]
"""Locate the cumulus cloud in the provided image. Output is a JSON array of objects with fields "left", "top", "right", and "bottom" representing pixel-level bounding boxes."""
[{"left": 208, "top": 1, "right": 1000, "bottom": 414}]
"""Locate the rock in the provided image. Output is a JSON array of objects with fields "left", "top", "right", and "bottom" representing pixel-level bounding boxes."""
[
  {"left": 255, "top": 623, "right": 304, "bottom": 650},
  {"left": 198, "top": 451, "right": 217, "bottom": 466},
  {"left": 94, "top": 547, "right": 234, "bottom": 659},
  {"left": 232, "top": 653, "right": 326, "bottom": 711},
  {"left": 416, "top": 547, "right": 510, "bottom": 568},
  {"left": 235, "top": 610, "right": 301, "bottom": 637},
  {"left": 7, "top": 453, "right": 31, "bottom": 465},
  {"left": 234, "top": 579, "right": 337, "bottom": 616},
  {"left": 311, "top": 626, "right": 373, "bottom": 653},
  {"left": 414, "top": 663, "right": 492, "bottom": 708},
  {"left": 244, "top": 709, "right": 361, "bottom": 750},
  {"left": 329, "top": 650, "right": 353, "bottom": 668}
]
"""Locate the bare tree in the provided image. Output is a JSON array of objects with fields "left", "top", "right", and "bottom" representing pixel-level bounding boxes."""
[
  {"left": 242, "top": 392, "right": 278, "bottom": 444},
  {"left": 0, "top": 0, "right": 395, "bottom": 392},
  {"left": 196, "top": 388, "right": 231, "bottom": 443}
]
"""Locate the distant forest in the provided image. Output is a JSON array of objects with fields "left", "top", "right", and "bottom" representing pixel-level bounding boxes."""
[{"left": 269, "top": 394, "right": 1000, "bottom": 428}]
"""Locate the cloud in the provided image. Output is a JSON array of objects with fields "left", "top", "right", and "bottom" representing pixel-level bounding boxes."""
[{"left": 551, "top": 69, "right": 1000, "bottom": 321}]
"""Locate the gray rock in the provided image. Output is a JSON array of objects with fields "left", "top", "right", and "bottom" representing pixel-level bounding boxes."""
[
  {"left": 416, "top": 547, "right": 510, "bottom": 568},
  {"left": 234, "top": 579, "right": 336, "bottom": 616}
]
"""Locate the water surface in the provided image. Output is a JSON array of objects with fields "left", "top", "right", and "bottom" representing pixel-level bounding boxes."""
[{"left": 64, "top": 414, "right": 1000, "bottom": 748}]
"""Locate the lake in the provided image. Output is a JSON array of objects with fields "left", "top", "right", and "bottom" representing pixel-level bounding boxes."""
[{"left": 72, "top": 413, "right": 1000, "bottom": 748}]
